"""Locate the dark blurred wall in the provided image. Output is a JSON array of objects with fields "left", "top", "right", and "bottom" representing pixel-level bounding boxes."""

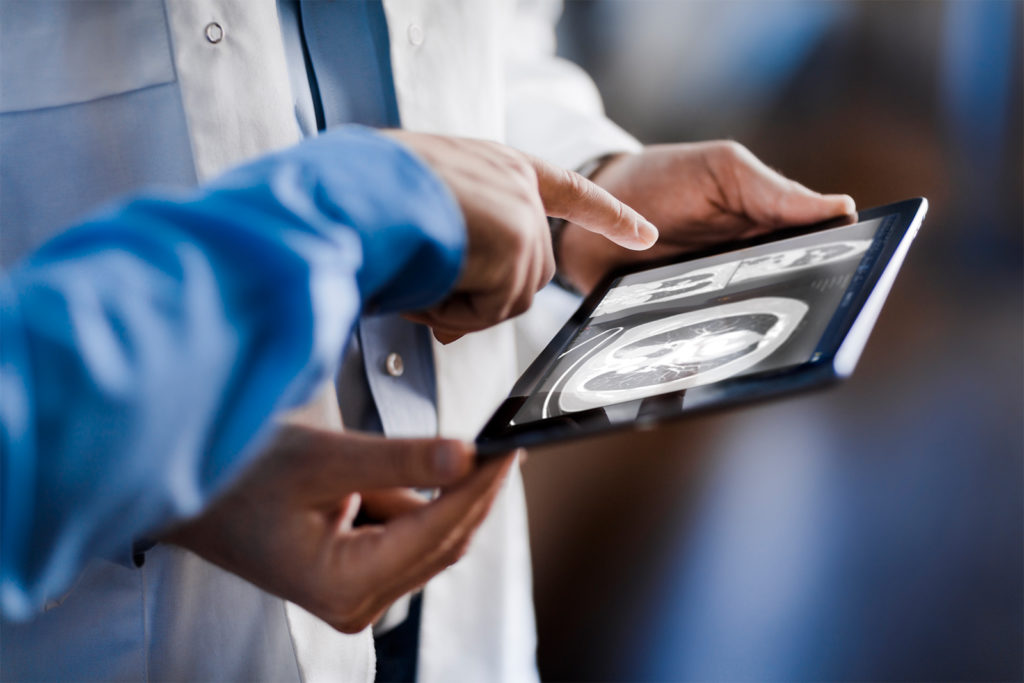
[{"left": 524, "top": 2, "right": 1023, "bottom": 680}]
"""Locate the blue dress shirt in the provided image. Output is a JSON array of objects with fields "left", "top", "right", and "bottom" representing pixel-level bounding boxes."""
[
  {"left": 276, "top": 11, "right": 441, "bottom": 678},
  {"left": 277, "top": 0, "right": 440, "bottom": 441},
  {"left": 0, "top": 127, "right": 466, "bottom": 619}
]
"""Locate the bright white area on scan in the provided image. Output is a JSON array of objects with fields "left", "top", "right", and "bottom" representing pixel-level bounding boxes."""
[
  {"left": 558, "top": 297, "right": 809, "bottom": 413},
  {"left": 592, "top": 239, "right": 872, "bottom": 317}
]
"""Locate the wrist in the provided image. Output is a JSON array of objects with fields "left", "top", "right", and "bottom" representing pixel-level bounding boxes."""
[
  {"left": 575, "top": 152, "right": 625, "bottom": 184},
  {"left": 550, "top": 153, "right": 627, "bottom": 294}
]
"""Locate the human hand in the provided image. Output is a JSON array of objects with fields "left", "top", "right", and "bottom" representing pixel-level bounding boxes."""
[
  {"left": 558, "top": 141, "right": 857, "bottom": 293},
  {"left": 163, "top": 423, "right": 515, "bottom": 633},
  {"left": 384, "top": 131, "right": 658, "bottom": 342}
]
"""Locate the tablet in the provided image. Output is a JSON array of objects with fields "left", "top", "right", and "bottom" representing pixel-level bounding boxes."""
[{"left": 475, "top": 197, "right": 928, "bottom": 457}]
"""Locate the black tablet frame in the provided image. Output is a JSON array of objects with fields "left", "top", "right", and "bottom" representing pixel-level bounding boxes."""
[{"left": 475, "top": 198, "right": 928, "bottom": 457}]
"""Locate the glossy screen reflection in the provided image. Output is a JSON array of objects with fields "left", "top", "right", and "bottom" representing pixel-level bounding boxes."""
[{"left": 510, "top": 218, "right": 885, "bottom": 426}]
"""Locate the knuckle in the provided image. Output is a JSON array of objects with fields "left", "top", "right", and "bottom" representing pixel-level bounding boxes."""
[
  {"left": 478, "top": 138, "right": 504, "bottom": 154},
  {"left": 441, "top": 541, "right": 469, "bottom": 568},
  {"left": 508, "top": 154, "right": 535, "bottom": 182},
  {"left": 474, "top": 295, "right": 508, "bottom": 328},
  {"left": 451, "top": 538, "right": 473, "bottom": 564},
  {"left": 717, "top": 139, "right": 748, "bottom": 160},
  {"left": 332, "top": 613, "right": 371, "bottom": 634},
  {"left": 541, "top": 257, "right": 557, "bottom": 286},
  {"left": 510, "top": 293, "right": 533, "bottom": 318},
  {"left": 428, "top": 528, "right": 477, "bottom": 573},
  {"left": 611, "top": 195, "right": 630, "bottom": 228},
  {"left": 506, "top": 224, "right": 531, "bottom": 254},
  {"left": 490, "top": 299, "right": 514, "bottom": 325},
  {"left": 767, "top": 193, "right": 790, "bottom": 225},
  {"left": 563, "top": 170, "right": 593, "bottom": 204},
  {"left": 481, "top": 284, "right": 510, "bottom": 315},
  {"left": 525, "top": 203, "right": 548, "bottom": 231},
  {"left": 325, "top": 582, "right": 378, "bottom": 634}
]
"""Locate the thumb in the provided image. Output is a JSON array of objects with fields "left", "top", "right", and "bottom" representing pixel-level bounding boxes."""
[
  {"left": 274, "top": 425, "right": 476, "bottom": 496},
  {"left": 773, "top": 181, "right": 856, "bottom": 226},
  {"left": 736, "top": 154, "right": 856, "bottom": 227},
  {"left": 527, "top": 153, "right": 659, "bottom": 251}
]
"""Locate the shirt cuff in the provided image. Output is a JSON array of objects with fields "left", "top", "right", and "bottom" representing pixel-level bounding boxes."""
[{"left": 314, "top": 127, "right": 467, "bottom": 314}]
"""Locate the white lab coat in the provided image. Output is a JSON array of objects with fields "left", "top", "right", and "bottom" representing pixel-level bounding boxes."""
[{"left": 0, "top": 1, "right": 640, "bottom": 681}]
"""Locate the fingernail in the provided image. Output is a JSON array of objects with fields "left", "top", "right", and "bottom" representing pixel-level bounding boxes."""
[{"left": 637, "top": 220, "right": 659, "bottom": 248}]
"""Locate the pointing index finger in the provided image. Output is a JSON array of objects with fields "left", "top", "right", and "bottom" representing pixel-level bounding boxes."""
[{"left": 527, "top": 153, "right": 658, "bottom": 251}]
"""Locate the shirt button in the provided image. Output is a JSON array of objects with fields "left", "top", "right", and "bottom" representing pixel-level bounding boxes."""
[
  {"left": 385, "top": 352, "right": 405, "bottom": 377},
  {"left": 205, "top": 22, "right": 224, "bottom": 44},
  {"left": 407, "top": 22, "right": 424, "bottom": 47}
]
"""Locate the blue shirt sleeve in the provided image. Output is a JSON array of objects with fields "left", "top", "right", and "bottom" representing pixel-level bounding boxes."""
[{"left": 0, "top": 126, "right": 465, "bottom": 620}]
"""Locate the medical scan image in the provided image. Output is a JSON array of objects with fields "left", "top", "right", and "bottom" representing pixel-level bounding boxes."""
[
  {"left": 558, "top": 298, "right": 808, "bottom": 413},
  {"left": 592, "top": 239, "right": 872, "bottom": 317},
  {"left": 509, "top": 217, "right": 886, "bottom": 426}
]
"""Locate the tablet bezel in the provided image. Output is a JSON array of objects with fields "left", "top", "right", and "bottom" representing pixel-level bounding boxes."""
[{"left": 475, "top": 197, "right": 928, "bottom": 457}]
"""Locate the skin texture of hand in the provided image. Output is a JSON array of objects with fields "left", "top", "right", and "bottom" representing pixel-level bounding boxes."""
[
  {"left": 384, "top": 130, "right": 659, "bottom": 342},
  {"left": 164, "top": 423, "right": 515, "bottom": 634},
  {"left": 558, "top": 141, "right": 858, "bottom": 293}
]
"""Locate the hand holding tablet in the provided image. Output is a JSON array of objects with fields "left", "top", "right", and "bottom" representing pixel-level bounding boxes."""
[
  {"left": 556, "top": 141, "right": 857, "bottom": 293},
  {"left": 477, "top": 198, "right": 928, "bottom": 456}
]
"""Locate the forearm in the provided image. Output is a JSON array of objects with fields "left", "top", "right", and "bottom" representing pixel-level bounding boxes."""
[{"left": 0, "top": 126, "right": 464, "bottom": 619}]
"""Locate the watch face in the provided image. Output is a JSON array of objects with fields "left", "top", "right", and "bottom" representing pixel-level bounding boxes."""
[{"left": 558, "top": 297, "right": 808, "bottom": 412}]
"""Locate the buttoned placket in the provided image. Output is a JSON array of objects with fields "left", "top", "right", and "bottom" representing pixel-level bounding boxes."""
[{"left": 358, "top": 316, "right": 438, "bottom": 438}]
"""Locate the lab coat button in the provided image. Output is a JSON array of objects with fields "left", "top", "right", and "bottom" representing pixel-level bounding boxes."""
[
  {"left": 385, "top": 352, "right": 405, "bottom": 377},
  {"left": 205, "top": 22, "right": 224, "bottom": 44},
  {"left": 407, "top": 23, "right": 424, "bottom": 46}
]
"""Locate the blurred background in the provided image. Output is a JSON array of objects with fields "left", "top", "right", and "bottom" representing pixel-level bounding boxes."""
[{"left": 521, "top": 1, "right": 1023, "bottom": 681}]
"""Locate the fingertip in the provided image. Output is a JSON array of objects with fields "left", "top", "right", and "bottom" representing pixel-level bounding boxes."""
[
  {"left": 638, "top": 220, "right": 660, "bottom": 249},
  {"left": 838, "top": 194, "right": 857, "bottom": 215},
  {"left": 615, "top": 219, "right": 659, "bottom": 251},
  {"left": 822, "top": 193, "right": 856, "bottom": 215}
]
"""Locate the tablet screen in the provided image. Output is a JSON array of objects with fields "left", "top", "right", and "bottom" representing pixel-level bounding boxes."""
[{"left": 509, "top": 216, "right": 889, "bottom": 426}]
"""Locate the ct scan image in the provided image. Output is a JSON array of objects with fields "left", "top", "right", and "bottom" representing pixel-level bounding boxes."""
[
  {"left": 558, "top": 297, "right": 808, "bottom": 413},
  {"left": 592, "top": 239, "right": 872, "bottom": 317},
  {"left": 510, "top": 217, "right": 886, "bottom": 426}
]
